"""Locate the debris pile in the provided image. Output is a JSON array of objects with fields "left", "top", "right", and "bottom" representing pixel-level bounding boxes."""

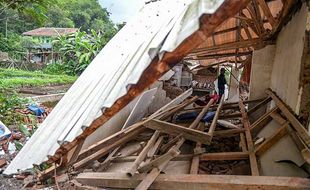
[
  {"left": 23, "top": 89, "right": 310, "bottom": 189},
  {"left": 0, "top": 104, "right": 52, "bottom": 175}
]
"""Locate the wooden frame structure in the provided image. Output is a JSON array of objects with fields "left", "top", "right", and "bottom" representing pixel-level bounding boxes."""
[{"left": 67, "top": 89, "right": 310, "bottom": 190}]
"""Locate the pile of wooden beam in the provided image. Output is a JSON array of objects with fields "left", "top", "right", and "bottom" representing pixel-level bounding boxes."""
[{"left": 36, "top": 89, "right": 310, "bottom": 190}]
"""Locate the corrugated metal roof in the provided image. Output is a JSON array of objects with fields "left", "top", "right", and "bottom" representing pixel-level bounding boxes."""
[
  {"left": 4, "top": 0, "right": 224, "bottom": 175},
  {"left": 23, "top": 27, "right": 78, "bottom": 37}
]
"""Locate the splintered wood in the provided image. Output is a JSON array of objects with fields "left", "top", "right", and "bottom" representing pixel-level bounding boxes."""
[{"left": 68, "top": 89, "right": 310, "bottom": 190}]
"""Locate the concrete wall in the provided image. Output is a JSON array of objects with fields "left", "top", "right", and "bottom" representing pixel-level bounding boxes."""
[
  {"left": 270, "top": 4, "right": 308, "bottom": 114},
  {"left": 250, "top": 45, "right": 276, "bottom": 100}
]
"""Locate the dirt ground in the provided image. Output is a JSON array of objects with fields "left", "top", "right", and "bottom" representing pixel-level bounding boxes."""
[{"left": 18, "top": 84, "right": 72, "bottom": 97}]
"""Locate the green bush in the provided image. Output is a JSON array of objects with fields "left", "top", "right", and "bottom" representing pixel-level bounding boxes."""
[
  {"left": 43, "top": 62, "right": 67, "bottom": 75},
  {"left": 0, "top": 91, "right": 29, "bottom": 126}
]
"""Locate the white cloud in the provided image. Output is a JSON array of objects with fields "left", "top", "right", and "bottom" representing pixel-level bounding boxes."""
[{"left": 99, "top": 0, "right": 146, "bottom": 23}]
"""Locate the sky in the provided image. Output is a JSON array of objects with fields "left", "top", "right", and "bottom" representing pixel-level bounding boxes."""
[{"left": 99, "top": 0, "right": 146, "bottom": 23}]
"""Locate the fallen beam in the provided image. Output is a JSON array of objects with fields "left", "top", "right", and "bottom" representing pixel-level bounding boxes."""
[
  {"left": 208, "top": 96, "right": 225, "bottom": 138},
  {"left": 76, "top": 172, "right": 310, "bottom": 190},
  {"left": 266, "top": 89, "right": 310, "bottom": 147},
  {"left": 145, "top": 119, "right": 212, "bottom": 145},
  {"left": 239, "top": 101, "right": 259, "bottom": 176}
]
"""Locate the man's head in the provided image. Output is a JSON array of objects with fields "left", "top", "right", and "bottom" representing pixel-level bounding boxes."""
[{"left": 220, "top": 68, "right": 226, "bottom": 74}]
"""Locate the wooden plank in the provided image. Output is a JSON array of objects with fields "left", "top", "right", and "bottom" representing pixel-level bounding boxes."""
[
  {"left": 266, "top": 89, "right": 310, "bottom": 147},
  {"left": 161, "top": 99, "right": 215, "bottom": 152},
  {"left": 239, "top": 100, "right": 260, "bottom": 176},
  {"left": 136, "top": 99, "right": 216, "bottom": 189},
  {"left": 113, "top": 155, "right": 193, "bottom": 163},
  {"left": 145, "top": 120, "right": 212, "bottom": 145},
  {"left": 127, "top": 96, "right": 198, "bottom": 176},
  {"left": 270, "top": 112, "right": 287, "bottom": 125},
  {"left": 250, "top": 107, "right": 277, "bottom": 133},
  {"left": 127, "top": 131, "right": 160, "bottom": 176},
  {"left": 208, "top": 96, "right": 225, "bottom": 138},
  {"left": 240, "top": 133, "right": 248, "bottom": 152},
  {"left": 190, "top": 123, "right": 204, "bottom": 174},
  {"left": 73, "top": 127, "right": 145, "bottom": 170},
  {"left": 214, "top": 128, "right": 247, "bottom": 137},
  {"left": 240, "top": 20, "right": 253, "bottom": 40},
  {"left": 76, "top": 172, "right": 310, "bottom": 190},
  {"left": 247, "top": 97, "right": 272, "bottom": 115},
  {"left": 200, "top": 152, "right": 249, "bottom": 161},
  {"left": 147, "top": 136, "right": 164, "bottom": 158},
  {"left": 190, "top": 39, "right": 263, "bottom": 55},
  {"left": 255, "top": 123, "right": 289, "bottom": 156},
  {"left": 193, "top": 51, "right": 252, "bottom": 60},
  {"left": 138, "top": 148, "right": 180, "bottom": 173},
  {"left": 256, "top": 0, "right": 276, "bottom": 27}
]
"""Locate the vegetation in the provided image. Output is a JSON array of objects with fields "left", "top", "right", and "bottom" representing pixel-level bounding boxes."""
[
  {"left": 53, "top": 29, "right": 116, "bottom": 75},
  {"left": 0, "top": 0, "right": 116, "bottom": 35},
  {"left": 0, "top": 91, "right": 29, "bottom": 125},
  {"left": 0, "top": 0, "right": 119, "bottom": 75},
  {"left": 0, "top": 68, "right": 77, "bottom": 89},
  {"left": 0, "top": 0, "right": 118, "bottom": 127}
]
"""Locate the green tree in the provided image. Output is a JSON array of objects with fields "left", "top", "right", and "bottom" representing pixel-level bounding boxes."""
[{"left": 53, "top": 29, "right": 117, "bottom": 75}]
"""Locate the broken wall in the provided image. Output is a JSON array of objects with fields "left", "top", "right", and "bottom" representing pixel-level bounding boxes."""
[
  {"left": 270, "top": 3, "right": 308, "bottom": 115},
  {"left": 250, "top": 3, "right": 309, "bottom": 118}
]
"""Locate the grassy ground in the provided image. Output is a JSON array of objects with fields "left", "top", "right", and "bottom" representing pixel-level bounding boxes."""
[{"left": 0, "top": 68, "right": 77, "bottom": 89}]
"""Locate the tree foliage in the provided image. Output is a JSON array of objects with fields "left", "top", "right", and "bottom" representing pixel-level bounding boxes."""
[
  {"left": 0, "top": 0, "right": 116, "bottom": 35},
  {"left": 53, "top": 29, "right": 116, "bottom": 75}
]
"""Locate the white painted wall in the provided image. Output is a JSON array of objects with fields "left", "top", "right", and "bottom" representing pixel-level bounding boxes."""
[
  {"left": 250, "top": 4, "right": 308, "bottom": 115},
  {"left": 250, "top": 45, "right": 276, "bottom": 100},
  {"left": 270, "top": 4, "right": 308, "bottom": 114}
]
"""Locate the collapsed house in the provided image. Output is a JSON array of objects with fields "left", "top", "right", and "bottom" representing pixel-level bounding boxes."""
[{"left": 3, "top": 0, "right": 310, "bottom": 189}]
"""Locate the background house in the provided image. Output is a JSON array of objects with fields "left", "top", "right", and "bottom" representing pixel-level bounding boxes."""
[{"left": 22, "top": 27, "right": 78, "bottom": 65}]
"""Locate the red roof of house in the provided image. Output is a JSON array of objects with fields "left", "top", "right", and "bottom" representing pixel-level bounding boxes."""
[{"left": 23, "top": 27, "right": 78, "bottom": 37}]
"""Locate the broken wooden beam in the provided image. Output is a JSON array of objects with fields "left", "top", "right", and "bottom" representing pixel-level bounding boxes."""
[
  {"left": 76, "top": 172, "right": 310, "bottom": 190},
  {"left": 144, "top": 120, "right": 212, "bottom": 145},
  {"left": 138, "top": 148, "right": 180, "bottom": 173},
  {"left": 135, "top": 99, "right": 216, "bottom": 189},
  {"left": 127, "top": 96, "right": 198, "bottom": 177},
  {"left": 266, "top": 89, "right": 310, "bottom": 147},
  {"left": 127, "top": 131, "right": 160, "bottom": 176},
  {"left": 208, "top": 96, "right": 225, "bottom": 138},
  {"left": 73, "top": 126, "right": 145, "bottom": 170}
]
